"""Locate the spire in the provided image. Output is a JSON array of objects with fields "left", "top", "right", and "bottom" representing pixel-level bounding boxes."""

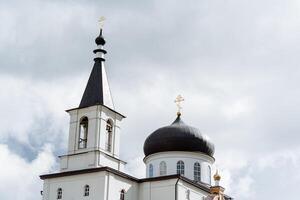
[{"left": 79, "top": 28, "right": 114, "bottom": 109}]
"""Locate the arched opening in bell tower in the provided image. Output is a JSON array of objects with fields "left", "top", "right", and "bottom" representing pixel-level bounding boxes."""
[
  {"left": 105, "top": 119, "right": 113, "bottom": 152},
  {"left": 78, "top": 117, "right": 88, "bottom": 149}
]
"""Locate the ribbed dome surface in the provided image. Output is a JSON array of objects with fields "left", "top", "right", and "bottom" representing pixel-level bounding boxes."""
[{"left": 143, "top": 115, "right": 215, "bottom": 157}]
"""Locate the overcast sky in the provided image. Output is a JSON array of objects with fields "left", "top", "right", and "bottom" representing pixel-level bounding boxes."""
[{"left": 1, "top": 0, "right": 300, "bottom": 199}]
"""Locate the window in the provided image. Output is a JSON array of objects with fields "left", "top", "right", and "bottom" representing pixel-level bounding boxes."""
[
  {"left": 177, "top": 160, "right": 185, "bottom": 175},
  {"left": 105, "top": 119, "right": 113, "bottom": 152},
  {"left": 84, "top": 185, "right": 90, "bottom": 196},
  {"left": 149, "top": 164, "right": 154, "bottom": 177},
  {"left": 120, "top": 189, "right": 125, "bottom": 200},
  {"left": 57, "top": 188, "right": 62, "bottom": 199},
  {"left": 78, "top": 117, "right": 88, "bottom": 149},
  {"left": 194, "top": 162, "right": 201, "bottom": 182},
  {"left": 208, "top": 165, "right": 211, "bottom": 184},
  {"left": 159, "top": 161, "right": 167, "bottom": 176}
]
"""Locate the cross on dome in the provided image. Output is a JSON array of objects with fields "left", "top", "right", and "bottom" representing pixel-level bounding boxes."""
[{"left": 174, "top": 95, "right": 184, "bottom": 116}]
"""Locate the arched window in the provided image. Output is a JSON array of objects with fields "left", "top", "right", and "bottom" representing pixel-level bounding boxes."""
[
  {"left": 194, "top": 162, "right": 201, "bottom": 182},
  {"left": 84, "top": 185, "right": 90, "bottom": 196},
  {"left": 78, "top": 117, "right": 88, "bottom": 149},
  {"left": 208, "top": 165, "right": 211, "bottom": 184},
  {"left": 57, "top": 188, "right": 62, "bottom": 199},
  {"left": 120, "top": 189, "right": 125, "bottom": 200},
  {"left": 159, "top": 161, "right": 167, "bottom": 176},
  {"left": 105, "top": 119, "right": 113, "bottom": 152},
  {"left": 149, "top": 164, "right": 154, "bottom": 177},
  {"left": 177, "top": 160, "right": 185, "bottom": 175}
]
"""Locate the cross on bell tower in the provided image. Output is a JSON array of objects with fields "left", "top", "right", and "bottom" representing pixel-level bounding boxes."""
[{"left": 98, "top": 16, "right": 106, "bottom": 28}]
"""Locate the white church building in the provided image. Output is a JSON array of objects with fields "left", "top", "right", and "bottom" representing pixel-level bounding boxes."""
[{"left": 40, "top": 28, "right": 232, "bottom": 200}]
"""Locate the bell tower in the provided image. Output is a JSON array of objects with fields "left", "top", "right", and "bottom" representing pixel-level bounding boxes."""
[{"left": 59, "top": 28, "right": 126, "bottom": 172}]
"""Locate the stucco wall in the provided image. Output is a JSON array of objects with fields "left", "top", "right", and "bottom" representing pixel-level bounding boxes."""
[
  {"left": 144, "top": 151, "right": 214, "bottom": 184},
  {"left": 139, "top": 179, "right": 177, "bottom": 200},
  {"left": 42, "top": 171, "right": 138, "bottom": 200},
  {"left": 60, "top": 105, "right": 125, "bottom": 172},
  {"left": 177, "top": 179, "right": 209, "bottom": 200}
]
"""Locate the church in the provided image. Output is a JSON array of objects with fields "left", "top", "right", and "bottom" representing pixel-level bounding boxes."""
[{"left": 40, "top": 27, "right": 233, "bottom": 200}]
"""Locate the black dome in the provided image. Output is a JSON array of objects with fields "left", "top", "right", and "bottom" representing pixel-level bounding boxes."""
[{"left": 143, "top": 114, "right": 215, "bottom": 157}]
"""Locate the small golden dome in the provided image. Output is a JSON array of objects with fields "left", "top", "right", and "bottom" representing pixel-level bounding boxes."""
[{"left": 213, "top": 170, "right": 221, "bottom": 181}]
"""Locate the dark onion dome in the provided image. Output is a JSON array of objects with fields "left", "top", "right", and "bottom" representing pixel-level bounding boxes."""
[
  {"left": 95, "top": 29, "right": 106, "bottom": 45},
  {"left": 143, "top": 114, "right": 215, "bottom": 158}
]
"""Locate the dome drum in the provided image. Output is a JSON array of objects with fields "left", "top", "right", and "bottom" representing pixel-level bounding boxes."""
[{"left": 144, "top": 151, "right": 214, "bottom": 184}]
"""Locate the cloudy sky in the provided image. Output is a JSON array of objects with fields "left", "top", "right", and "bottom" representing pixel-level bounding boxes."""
[{"left": 1, "top": 0, "right": 300, "bottom": 199}]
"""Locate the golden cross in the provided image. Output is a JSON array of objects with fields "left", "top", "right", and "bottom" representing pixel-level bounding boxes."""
[
  {"left": 98, "top": 16, "right": 106, "bottom": 29},
  {"left": 174, "top": 95, "right": 184, "bottom": 115}
]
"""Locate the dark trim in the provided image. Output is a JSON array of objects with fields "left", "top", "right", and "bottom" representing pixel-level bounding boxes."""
[
  {"left": 93, "top": 57, "right": 105, "bottom": 62},
  {"left": 40, "top": 167, "right": 232, "bottom": 199},
  {"left": 179, "top": 176, "right": 211, "bottom": 193},
  {"left": 179, "top": 176, "right": 232, "bottom": 199},
  {"left": 93, "top": 49, "right": 107, "bottom": 54},
  {"left": 102, "top": 104, "right": 126, "bottom": 118},
  {"left": 58, "top": 151, "right": 88, "bottom": 157},
  {"left": 40, "top": 168, "right": 181, "bottom": 183},
  {"left": 65, "top": 104, "right": 126, "bottom": 118},
  {"left": 175, "top": 178, "right": 180, "bottom": 200},
  {"left": 139, "top": 174, "right": 180, "bottom": 182},
  {"left": 102, "top": 151, "right": 127, "bottom": 164},
  {"left": 40, "top": 167, "right": 138, "bottom": 182}
]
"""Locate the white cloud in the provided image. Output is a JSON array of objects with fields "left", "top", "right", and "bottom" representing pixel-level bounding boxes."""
[
  {"left": 257, "top": 148, "right": 300, "bottom": 171},
  {"left": 1, "top": 0, "right": 300, "bottom": 199},
  {"left": 233, "top": 174, "right": 255, "bottom": 198},
  {"left": 213, "top": 147, "right": 300, "bottom": 199},
  {"left": 0, "top": 74, "right": 85, "bottom": 147},
  {"left": 0, "top": 144, "right": 56, "bottom": 200},
  {"left": 222, "top": 98, "right": 254, "bottom": 120}
]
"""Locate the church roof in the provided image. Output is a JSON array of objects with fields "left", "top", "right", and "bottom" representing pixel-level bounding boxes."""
[
  {"left": 79, "top": 60, "right": 113, "bottom": 109},
  {"left": 143, "top": 114, "right": 215, "bottom": 157},
  {"left": 79, "top": 29, "right": 115, "bottom": 110}
]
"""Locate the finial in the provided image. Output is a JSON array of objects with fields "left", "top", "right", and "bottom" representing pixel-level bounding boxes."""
[
  {"left": 95, "top": 17, "right": 106, "bottom": 46},
  {"left": 174, "top": 95, "right": 184, "bottom": 116},
  {"left": 214, "top": 170, "right": 221, "bottom": 181},
  {"left": 210, "top": 169, "right": 225, "bottom": 196}
]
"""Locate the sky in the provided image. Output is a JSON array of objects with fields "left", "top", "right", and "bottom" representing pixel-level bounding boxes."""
[{"left": 0, "top": 0, "right": 300, "bottom": 199}]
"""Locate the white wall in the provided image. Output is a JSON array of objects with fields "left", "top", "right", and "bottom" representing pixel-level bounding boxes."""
[
  {"left": 177, "top": 180, "right": 209, "bottom": 200},
  {"left": 61, "top": 105, "right": 125, "bottom": 172},
  {"left": 60, "top": 150, "right": 125, "bottom": 172},
  {"left": 144, "top": 151, "right": 214, "bottom": 185},
  {"left": 138, "top": 179, "right": 177, "bottom": 200},
  {"left": 43, "top": 172, "right": 107, "bottom": 200},
  {"left": 42, "top": 170, "right": 214, "bottom": 200},
  {"left": 106, "top": 173, "right": 138, "bottom": 200},
  {"left": 42, "top": 171, "right": 137, "bottom": 200}
]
